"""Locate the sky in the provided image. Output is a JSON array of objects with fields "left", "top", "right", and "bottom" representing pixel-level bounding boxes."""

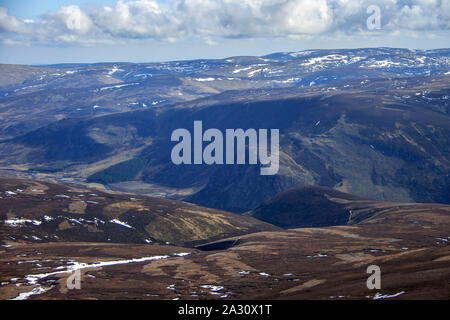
[{"left": 0, "top": 0, "right": 449, "bottom": 65}]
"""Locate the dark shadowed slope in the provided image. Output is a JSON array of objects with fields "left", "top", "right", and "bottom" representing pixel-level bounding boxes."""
[
  {"left": 247, "top": 184, "right": 450, "bottom": 229},
  {"left": 0, "top": 74, "right": 448, "bottom": 213},
  {"left": 247, "top": 186, "right": 363, "bottom": 228}
]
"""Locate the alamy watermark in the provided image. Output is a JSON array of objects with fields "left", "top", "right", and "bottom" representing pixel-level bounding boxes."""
[
  {"left": 366, "top": 5, "right": 381, "bottom": 30},
  {"left": 366, "top": 265, "right": 381, "bottom": 289},
  {"left": 170, "top": 121, "right": 279, "bottom": 175},
  {"left": 60, "top": 269, "right": 81, "bottom": 293}
]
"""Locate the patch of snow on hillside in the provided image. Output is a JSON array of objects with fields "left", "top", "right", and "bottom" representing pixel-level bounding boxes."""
[
  {"left": 194, "top": 77, "right": 215, "bottom": 82},
  {"left": 108, "top": 66, "right": 124, "bottom": 75},
  {"left": 363, "top": 59, "right": 402, "bottom": 68},
  {"left": 248, "top": 69, "right": 262, "bottom": 77},
  {"left": 4, "top": 218, "right": 42, "bottom": 227},
  {"left": 273, "top": 77, "right": 300, "bottom": 84},
  {"left": 289, "top": 51, "right": 315, "bottom": 58},
  {"left": 373, "top": 291, "right": 406, "bottom": 300},
  {"left": 99, "top": 83, "right": 139, "bottom": 91},
  {"left": 109, "top": 219, "right": 134, "bottom": 229},
  {"left": 173, "top": 252, "right": 191, "bottom": 257},
  {"left": 300, "top": 54, "right": 348, "bottom": 66},
  {"left": 232, "top": 66, "right": 252, "bottom": 74}
]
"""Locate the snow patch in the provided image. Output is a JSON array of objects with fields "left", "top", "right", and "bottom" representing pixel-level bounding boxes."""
[
  {"left": 194, "top": 77, "right": 215, "bottom": 82},
  {"left": 109, "top": 219, "right": 134, "bottom": 229},
  {"left": 373, "top": 291, "right": 405, "bottom": 300}
]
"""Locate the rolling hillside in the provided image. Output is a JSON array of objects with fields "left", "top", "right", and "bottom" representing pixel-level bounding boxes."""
[
  {"left": 0, "top": 178, "right": 278, "bottom": 247},
  {"left": 1, "top": 178, "right": 449, "bottom": 300},
  {"left": 0, "top": 74, "right": 448, "bottom": 213},
  {"left": 0, "top": 48, "right": 448, "bottom": 140},
  {"left": 247, "top": 185, "right": 450, "bottom": 228}
]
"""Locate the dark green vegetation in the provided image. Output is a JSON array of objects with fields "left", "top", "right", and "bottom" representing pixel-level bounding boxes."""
[{"left": 87, "top": 158, "right": 148, "bottom": 184}]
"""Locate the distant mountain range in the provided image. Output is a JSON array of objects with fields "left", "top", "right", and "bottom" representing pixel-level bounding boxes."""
[
  {"left": 0, "top": 48, "right": 448, "bottom": 214},
  {"left": 0, "top": 47, "right": 448, "bottom": 139}
]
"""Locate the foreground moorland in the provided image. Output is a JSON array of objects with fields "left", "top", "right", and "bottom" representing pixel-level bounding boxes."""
[{"left": 0, "top": 179, "right": 449, "bottom": 300}]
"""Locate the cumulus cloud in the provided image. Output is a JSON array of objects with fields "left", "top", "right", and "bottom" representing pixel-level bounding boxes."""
[
  {"left": 93, "top": 0, "right": 180, "bottom": 39},
  {"left": 0, "top": 7, "right": 27, "bottom": 34},
  {"left": 0, "top": 0, "right": 449, "bottom": 45}
]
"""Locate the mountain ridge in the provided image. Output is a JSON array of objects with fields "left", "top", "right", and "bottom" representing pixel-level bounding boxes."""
[
  {"left": 1, "top": 47, "right": 449, "bottom": 139},
  {"left": 2, "top": 75, "right": 449, "bottom": 210},
  {"left": 0, "top": 47, "right": 448, "bottom": 214}
]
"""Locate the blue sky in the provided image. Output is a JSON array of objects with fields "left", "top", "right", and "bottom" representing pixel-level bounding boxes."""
[
  {"left": 0, "top": 0, "right": 448, "bottom": 65},
  {"left": 0, "top": 0, "right": 117, "bottom": 19}
]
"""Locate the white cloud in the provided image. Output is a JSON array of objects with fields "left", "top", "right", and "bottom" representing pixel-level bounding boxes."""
[
  {"left": 274, "top": 0, "right": 333, "bottom": 34},
  {"left": 0, "top": 0, "right": 449, "bottom": 46},
  {"left": 0, "top": 7, "right": 27, "bottom": 34},
  {"left": 388, "top": 1, "right": 450, "bottom": 30},
  {"left": 51, "top": 5, "right": 93, "bottom": 33},
  {"left": 93, "top": 0, "right": 180, "bottom": 39}
]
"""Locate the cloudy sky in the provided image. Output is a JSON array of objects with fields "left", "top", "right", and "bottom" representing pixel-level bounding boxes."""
[{"left": 0, "top": 0, "right": 449, "bottom": 64}]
